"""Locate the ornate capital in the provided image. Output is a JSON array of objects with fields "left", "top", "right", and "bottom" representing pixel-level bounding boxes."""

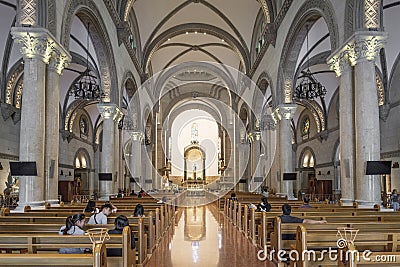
[
  {"left": 347, "top": 32, "right": 387, "bottom": 65},
  {"left": 11, "top": 27, "right": 71, "bottom": 68},
  {"left": 129, "top": 131, "right": 144, "bottom": 141},
  {"left": 273, "top": 104, "right": 296, "bottom": 121},
  {"left": 263, "top": 114, "right": 277, "bottom": 130},
  {"left": 327, "top": 49, "right": 351, "bottom": 77},
  {"left": 328, "top": 31, "right": 387, "bottom": 72},
  {"left": 49, "top": 49, "right": 71, "bottom": 75},
  {"left": 97, "top": 103, "right": 123, "bottom": 122}
]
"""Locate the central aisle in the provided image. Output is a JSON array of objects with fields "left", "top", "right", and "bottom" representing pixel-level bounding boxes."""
[{"left": 146, "top": 204, "right": 274, "bottom": 267}]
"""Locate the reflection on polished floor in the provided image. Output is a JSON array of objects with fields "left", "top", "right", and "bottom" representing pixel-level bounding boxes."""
[{"left": 145, "top": 204, "right": 275, "bottom": 267}]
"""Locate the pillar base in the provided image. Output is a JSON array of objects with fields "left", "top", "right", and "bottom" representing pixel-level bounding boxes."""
[
  {"left": 98, "top": 194, "right": 113, "bottom": 201},
  {"left": 45, "top": 199, "right": 60, "bottom": 205},
  {"left": 340, "top": 198, "right": 354, "bottom": 205},
  {"left": 14, "top": 200, "right": 45, "bottom": 212},
  {"left": 355, "top": 199, "right": 380, "bottom": 207}
]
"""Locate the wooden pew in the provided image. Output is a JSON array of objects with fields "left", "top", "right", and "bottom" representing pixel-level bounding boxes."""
[
  {"left": 0, "top": 225, "right": 137, "bottom": 267},
  {"left": 294, "top": 224, "right": 400, "bottom": 267},
  {"left": 0, "top": 243, "right": 107, "bottom": 267}
]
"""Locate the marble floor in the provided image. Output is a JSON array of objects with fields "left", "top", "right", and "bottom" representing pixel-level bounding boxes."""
[{"left": 145, "top": 205, "right": 275, "bottom": 267}]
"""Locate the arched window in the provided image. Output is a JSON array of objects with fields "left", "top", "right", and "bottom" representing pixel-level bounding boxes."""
[{"left": 302, "top": 150, "right": 314, "bottom": 168}]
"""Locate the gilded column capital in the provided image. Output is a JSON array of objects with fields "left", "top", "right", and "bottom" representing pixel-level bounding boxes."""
[
  {"left": 327, "top": 31, "right": 387, "bottom": 73},
  {"left": 129, "top": 131, "right": 144, "bottom": 141},
  {"left": 273, "top": 104, "right": 297, "bottom": 121},
  {"left": 347, "top": 31, "right": 388, "bottom": 66},
  {"left": 11, "top": 27, "right": 72, "bottom": 69},
  {"left": 327, "top": 49, "right": 351, "bottom": 77},
  {"left": 97, "top": 103, "right": 123, "bottom": 122},
  {"left": 11, "top": 27, "right": 53, "bottom": 63}
]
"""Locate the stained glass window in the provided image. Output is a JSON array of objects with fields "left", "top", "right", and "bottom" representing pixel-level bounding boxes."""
[{"left": 302, "top": 117, "right": 310, "bottom": 136}]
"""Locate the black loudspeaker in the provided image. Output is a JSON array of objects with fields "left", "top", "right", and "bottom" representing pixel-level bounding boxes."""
[
  {"left": 9, "top": 162, "right": 37, "bottom": 176},
  {"left": 283, "top": 173, "right": 297, "bottom": 181},
  {"left": 365, "top": 161, "right": 391, "bottom": 175},
  {"left": 239, "top": 179, "right": 247, "bottom": 183},
  {"left": 99, "top": 173, "right": 112, "bottom": 181},
  {"left": 344, "top": 159, "right": 350, "bottom": 178},
  {"left": 129, "top": 177, "right": 135, "bottom": 183},
  {"left": 49, "top": 160, "right": 55, "bottom": 179}
]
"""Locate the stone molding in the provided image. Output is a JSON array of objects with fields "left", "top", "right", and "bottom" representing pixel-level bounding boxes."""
[
  {"left": 11, "top": 27, "right": 71, "bottom": 73},
  {"left": 327, "top": 31, "right": 387, "bottom": 77}
]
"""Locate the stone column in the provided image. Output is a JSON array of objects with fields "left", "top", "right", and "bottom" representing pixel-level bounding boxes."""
[
  {"left": 129, "top": 132, "right": 143, "bottom": 190},
  {"left": 97, "top": 104, "right": 123, "bottom": 199},
  {"left": 249, "top": 131, "right": 262, "bottom": 192},
  {"left": 351, "top": 32, "right": 387, "bottom": 206},
  {"left": 44, "top": 51, "right": 71, "bottom": 205},
  {"left": 263, "top": 114, "right": 277, "bottom": 191},
  {"left": 327, "top": 50, "right": 355, "bottom": 204},
  {"left": 11, "top": 27, "right": 66, "bottom": 210},
  {"left": 275, "top": 104, "right": 296, "bottom": 198}
]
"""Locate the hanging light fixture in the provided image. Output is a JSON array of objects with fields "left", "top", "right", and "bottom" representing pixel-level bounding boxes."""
[
  {"left": 293, "top": 25, "right": 327, "bottom": 100},
  {"left": 69, "top": 22, "right": 103, "bottom": 101}
]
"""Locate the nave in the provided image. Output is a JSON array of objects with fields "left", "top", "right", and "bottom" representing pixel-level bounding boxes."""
[{"left": 146, "top": 204, "right": 273, "bottom": 267}]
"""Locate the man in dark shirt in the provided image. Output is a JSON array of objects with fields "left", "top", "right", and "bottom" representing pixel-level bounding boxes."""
[{"left": 279, "top": 204, "right": 326, "bottom": 239}]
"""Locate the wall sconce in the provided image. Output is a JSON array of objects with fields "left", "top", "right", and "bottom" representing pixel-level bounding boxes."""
[
  {"left": 318, "top": 171, "right": 321, "bottom": 175},
  {"left": 0, "top": 162, "right": 3, "bottom": 170},
  {"left": 60, "top": 170, "right": 63, "bottom": 175},
  {"left": 326, "top": 170, "right": 330, "bottom": 175},
  {"left": 69, "top": 171, "right": 72, "bottom": 176}
]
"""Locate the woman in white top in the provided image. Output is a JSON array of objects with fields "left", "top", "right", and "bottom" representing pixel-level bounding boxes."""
[{"left": 58, "top": 213, "right": 86, "bottom": 254}]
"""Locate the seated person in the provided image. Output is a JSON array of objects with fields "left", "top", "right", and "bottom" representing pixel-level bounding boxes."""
[
  {"left": 88, "top": 203, "right": 113, "bottom": 224},
  {"left": 107, "top": 215, "right": 136, "bottom": 256},
  {"left": 257, "top": 197, "right": 272, "bottom": 212},
  {"left": 83, "top": 200, "right": 98, "bottom": 213},
  {"left": 58, "top": 213, "right": 87, "bottom": 254},
  {"left": 230, "top": 192, "right": 238, "bottom": 201},
  {"left": 131, "top": 204, "right": 145, "bottom": 217},
  {"left": 279, "top": 204, "right": 327, "bottom": 240},
  {"left": 157, "top": 196, "right": 167, "bottom": 204},
  {"left": 129, "top": 190, "right": 137, "bottom": 196},
  {"left": 299, "top": 197, "right": 313, "bottom": 208}
]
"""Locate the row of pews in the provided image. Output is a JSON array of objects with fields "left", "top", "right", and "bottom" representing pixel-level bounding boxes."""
[
  {"left": 222, "top": 192, "right": 400, "bottom": 267},
  {"left": 0, "top": 196, "right": 176, "bottom": 267}
]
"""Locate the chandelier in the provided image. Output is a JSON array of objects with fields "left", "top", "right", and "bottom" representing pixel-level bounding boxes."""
[
  {"left": 293, "top": 25, "right": 327, "bottom": 100},
  {"left": 69, "top": 22, "right": 103, "bottom": 101}
]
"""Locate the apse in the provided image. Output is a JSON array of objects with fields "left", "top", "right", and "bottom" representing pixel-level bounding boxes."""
[{"left": 170, "top": 109, "right": 218, "bottom": 177}]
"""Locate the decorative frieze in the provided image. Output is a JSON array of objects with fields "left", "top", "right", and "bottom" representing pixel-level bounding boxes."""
[{"left": 18, "top": 0, "right": 37, "bottom": 26}]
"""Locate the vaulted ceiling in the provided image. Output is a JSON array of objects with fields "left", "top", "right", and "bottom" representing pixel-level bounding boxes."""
[{"left": 123, "top": 0, "right": 273, "bottom": 75}]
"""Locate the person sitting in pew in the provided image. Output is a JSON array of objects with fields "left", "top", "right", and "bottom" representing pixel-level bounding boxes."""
[
  {"left": 279, "top": 204, "right": 327, "bottom": 240},
  {"left": 88, "top": 203, "right": 113, "bottom": 224},
  {"left": 58, "top": 213, "right": 87, "bottom": 254},
  {"left": 257, "top": 197, "right": 271, "bottom": 212},
  {"left": 107, "top": 215, "right": 136, "bottom": 257},
  {"left": 131, "top": 204, "right": 145, "bottom": 217},
  {"left": 299, "top": 197, "right": 313, "bottom": 208},
  {"left": 83, "top": 200, "right": 98, "bottom": 213}
]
